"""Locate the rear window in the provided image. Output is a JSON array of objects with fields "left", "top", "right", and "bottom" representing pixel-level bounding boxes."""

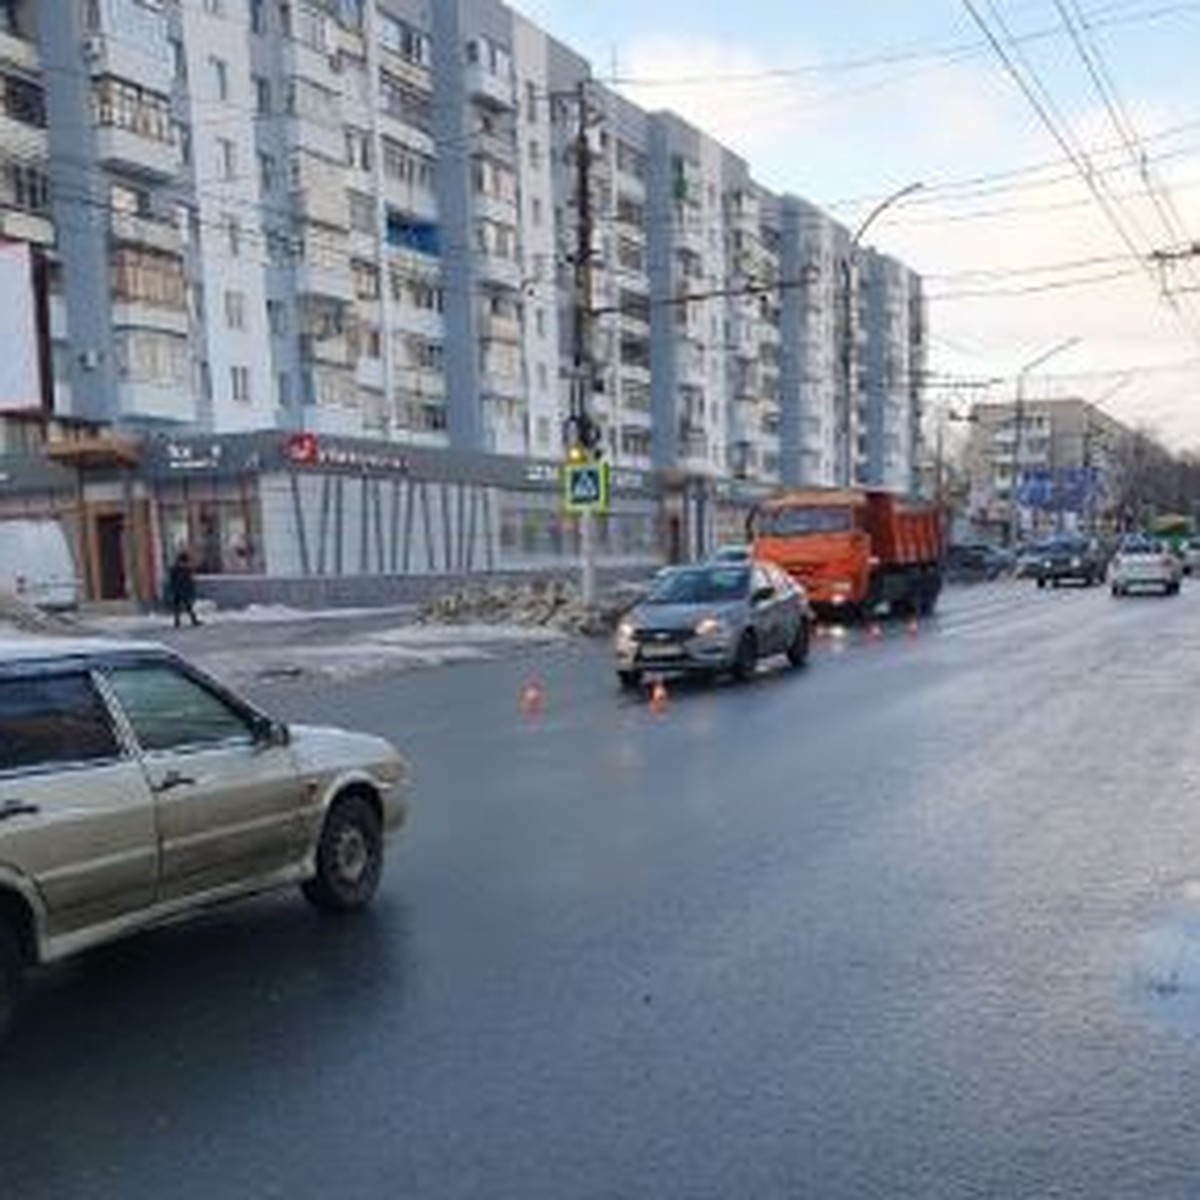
[
  {"left": 755, "top": 506, "right": 854, "bottom": 537},
  {"left": 0, "top": 673, "right": 121, "bottom": 775}
]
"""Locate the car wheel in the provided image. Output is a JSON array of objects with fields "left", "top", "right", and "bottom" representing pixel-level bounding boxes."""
[
  {"left": 617, "top": 670, "right": 642, "bottom": 691},
  {"left": 302, "top": 793, "right": 384, "bottom": 915},
  {"left": 1111, "top": 583, "right": 1122, "bottom": 597},
  {"left": 732, "top": 631, "right": 758, "bottom": 682},
  {"left": 786, "top": 619, "right": 811, "bottom": 668},
  {"left": 0, "top": 919, "right": 25, "bottom": 1041},
  {"left": 1037, "top": 578, "right": 1046, "bottom": 589}
]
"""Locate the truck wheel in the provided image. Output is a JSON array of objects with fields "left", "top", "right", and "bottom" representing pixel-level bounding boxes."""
[
  {"left": 786, "top": 620, "right": 810, "bottom": 668},
  {"left": 732, "top": 631, "right": 758, "bottom": 682},
  {"left": 302, "top": 794, "right": 384, "bottom": 914},
  {"left": 0, "top": 920, "right": 25, "bottom": 1041}
]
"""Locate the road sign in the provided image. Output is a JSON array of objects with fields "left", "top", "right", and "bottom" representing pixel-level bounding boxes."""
[{"left": 563, "top": 461, "right": 610, "bottom": 514}]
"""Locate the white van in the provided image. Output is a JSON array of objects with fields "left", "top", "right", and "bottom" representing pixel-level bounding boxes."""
[{"left": 0, "top": 519, "right": 79, "bottom": 610}]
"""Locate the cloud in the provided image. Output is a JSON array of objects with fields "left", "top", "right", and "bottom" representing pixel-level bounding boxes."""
[{"left": 611, "top": 33, "right": 1200, "bottom": 446}]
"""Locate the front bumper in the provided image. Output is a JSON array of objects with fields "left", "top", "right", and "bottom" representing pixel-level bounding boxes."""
[{"left": 615, "top": 633, "right": 738, "bottom": 674}]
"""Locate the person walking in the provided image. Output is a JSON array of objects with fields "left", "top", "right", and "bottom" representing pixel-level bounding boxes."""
[{"left": 167, "top": 550, "right": 200, "bottom": 628}]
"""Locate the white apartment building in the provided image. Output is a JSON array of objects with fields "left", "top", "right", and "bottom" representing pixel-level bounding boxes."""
[{"left": 5, "top": 0, "right": 926, "bottom": 495}]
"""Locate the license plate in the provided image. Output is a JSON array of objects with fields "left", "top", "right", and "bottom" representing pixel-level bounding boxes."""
[{"left": 640, "top": 645, "right": 680, "bottom": 661}]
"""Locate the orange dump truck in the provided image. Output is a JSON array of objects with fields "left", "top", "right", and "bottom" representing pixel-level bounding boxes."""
[{"left": 749, "top": 488, "right": 944, "bottom": 618}]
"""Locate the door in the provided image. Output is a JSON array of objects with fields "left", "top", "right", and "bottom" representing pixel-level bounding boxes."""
[
  {"left": 750, "top": 565, "right": 787, "bottom": 654},
  {"left": 0, "top": 670, "right": 157, "bottom": 940},
  {"left": 95, "top": 513, "right": 128, "bottom": 600},
  {"left": 101, "top": 661, "right": 306, "bottom": 902}
]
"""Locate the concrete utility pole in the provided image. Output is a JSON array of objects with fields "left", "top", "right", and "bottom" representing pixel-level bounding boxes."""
[
  {"left": 572, "top": 79, "right": 598, "bottom": 605},
  {"left": 1007, "top": 336, "right": 1080, "bottom": 548},
  {"left": 839, "top": 182, "right": 923, "bottom": 486}
]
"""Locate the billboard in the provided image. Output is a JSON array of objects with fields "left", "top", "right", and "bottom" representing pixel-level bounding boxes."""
[
  {"left": 0, "top": 241, "right": 50, "bottom": 413},
  {"left": 1015, "top": 466, "right": 1100, "bottom": 513}
]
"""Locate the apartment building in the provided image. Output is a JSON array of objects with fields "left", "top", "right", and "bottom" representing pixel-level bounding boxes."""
[
  {"left": 8, "top": 0, "right": 926, "bottom": 494},
  {"left": 965, "top": 398, "right": 1132, "bottom": 539}
]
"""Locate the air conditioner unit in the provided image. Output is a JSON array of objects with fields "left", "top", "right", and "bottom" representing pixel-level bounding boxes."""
[
  {"left": 82, "top": 36, "right": 104, "bottom": 62},
  {"left": 79, "top": 350, "right": 101, "bottom": 371}
]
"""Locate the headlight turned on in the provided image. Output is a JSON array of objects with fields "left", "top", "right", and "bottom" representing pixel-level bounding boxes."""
[{"left": 694, "top": 615, "right": 727, "bottom": 639}]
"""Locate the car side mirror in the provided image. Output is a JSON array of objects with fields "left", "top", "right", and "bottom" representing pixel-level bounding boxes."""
[
  {"left": 256, "top": 719, "right": 290, "bottom": 749},
  {"left": 753, "top": 585, "right": 774, "bottom": 605}
]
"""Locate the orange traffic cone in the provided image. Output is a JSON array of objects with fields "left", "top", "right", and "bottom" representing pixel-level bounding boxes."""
[
  {"left": 648, "top": 677, "right": 670, "bottom": 716},
  {"left": 519, "top": 678, "right": 544, "bottom": 719}
]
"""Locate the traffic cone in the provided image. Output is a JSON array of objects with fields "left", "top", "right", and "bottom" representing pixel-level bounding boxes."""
[
  {"left": 519, "top": 678, "right": 544, "bottom": 719},
  {"left": 648, "top": 677, "right": 670, "bottom": 715}
]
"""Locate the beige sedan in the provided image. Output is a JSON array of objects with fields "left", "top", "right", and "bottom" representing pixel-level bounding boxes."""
[{"left": 0, "top": 637, "right": 410, "bottom": 1036}]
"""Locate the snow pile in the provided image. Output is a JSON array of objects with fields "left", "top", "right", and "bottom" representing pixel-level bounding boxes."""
[
  {"left": 0, "top": 592, "right": 78, "bottom": 635},
  {"left": 416, "top": 578, "right": 637, "bottom": 637}
]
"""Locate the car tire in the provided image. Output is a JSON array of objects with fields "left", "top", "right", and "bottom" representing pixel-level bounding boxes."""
[
  {"left": 302, "top": 793, "right": 384, "bottom": 915},
  {"left": 617, "top": 670, "right": 642, "bottom": 691},
  {"left": 0, "top": 919, "right": 25, "bottom": 1041},
  {"left": 786, "top": 619, "right": 811, "bottom": 669},
  {"left": 1037, "top": 578, "right": 1046, "bottom": 589},
  {"left": 1111, "top": 583, "right": 1122, "bottom": 597},
  {"left": 732, "top": 631, "right": 758, "bottom": 683}
]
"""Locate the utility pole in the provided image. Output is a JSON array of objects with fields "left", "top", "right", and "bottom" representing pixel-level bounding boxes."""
[{"left": 571, "top": 79, "right": 598, "bottom": 605}]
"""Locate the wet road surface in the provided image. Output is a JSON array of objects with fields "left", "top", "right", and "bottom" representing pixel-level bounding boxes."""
[{"left": 7, "top": 582, "right": 1200, "bottom": 1198}]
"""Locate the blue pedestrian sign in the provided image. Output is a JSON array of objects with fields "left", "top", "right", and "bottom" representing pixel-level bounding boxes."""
[{"left": 563, "top": 461, "right": 610, "bottom": 514}]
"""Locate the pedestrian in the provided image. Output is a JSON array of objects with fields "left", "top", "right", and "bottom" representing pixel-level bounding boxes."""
[{"left": 167, "top": 550, "right": 201, "bottom": 629}]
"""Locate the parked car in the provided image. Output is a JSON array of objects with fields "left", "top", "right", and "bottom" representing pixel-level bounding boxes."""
[
  {"left": 1180, "top": 537, "right": 1200, "bottom": 576},
  {"left": 0, "top": 637, "right": 410, "bottom": 1037},
  {"left": 1032, "top": 536, "right": 1107, "bottom": 587},
  {"left": 614, "top": 561, "right": 812, "bottom": 688},
  {"left": 0, "top": 519, "right": 79, "bottom": 611},
  {"left": 708, "top": 544, "right": 753, "bottom": 564},
  {"left": 1015, "top": 541, "right": 1051, "bottom": 579},
  {"left": 1110, "top": 535, "right": 1183, "bottom": 596},
  {"left": 946, "top": 542, "right": 1013, "bottom": 582}
]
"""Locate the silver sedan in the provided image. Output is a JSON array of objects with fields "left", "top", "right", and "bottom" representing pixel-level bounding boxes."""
[{"left": 614, "top": 562, "right": 812, "bottom": 688}]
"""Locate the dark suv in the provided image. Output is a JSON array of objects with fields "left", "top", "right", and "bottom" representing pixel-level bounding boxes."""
[{"left": 1032, "top": 536, "right": 1107, "bottom": 588}]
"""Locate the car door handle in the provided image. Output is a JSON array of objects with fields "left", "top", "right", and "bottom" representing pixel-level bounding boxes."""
[
  {"left": 0, "top": 800, "right": 40, "bottom": 821},
  {"left": 153, "top": 771, "right": 197, "bottom": 794}
]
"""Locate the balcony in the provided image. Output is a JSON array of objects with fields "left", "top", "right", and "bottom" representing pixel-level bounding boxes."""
[
  {"left": 295, "top": 259, "right": 354, "bottom": 304},
  {"left": 480, "top": 367, "right": 525, "bottom": 402},
  {"left": 110, "top": 211, "right": 182, "bottom": 255},
  {"left": 0, "top": 109, "right": 45, "bottom": 163},
  {"left": 477, "top": 253, "right": 522, "bottom": 290},
  {"left": 0, "top": 206, "right": 52, "bottom": 247},
  {"left": 465, "top": 63, "right": 515, "bottom": 110},
  {"left": 117, "top": 378, "right": 194, "bottom": 424},
  {"left": 391, "top": 306, "right": 444, "bottom": 342},
  {"left": 480, "top": 312, "right": 521, "bottom": 343},
  {"left": 110, "top": 300, "right": 189, "bottom": 337},
  {"left": 0, "top": 30, "right": 39, "bottom": 73},
  {"left": 355, "top": 356, "right": 384, "bottom": 392},
  {"left": 94, "top": 126, "right": 178, "bottom": 181},
  {"left": 81, "top": 30, "right": 173, "bottom": 97}
]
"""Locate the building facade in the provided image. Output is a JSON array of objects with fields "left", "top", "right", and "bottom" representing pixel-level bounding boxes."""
[
  {"left": 964, "top": 398, "right": 1134, "bottom": 540},
  {"left": 3, "top": 0, "right": 926, "bottom": 494}
]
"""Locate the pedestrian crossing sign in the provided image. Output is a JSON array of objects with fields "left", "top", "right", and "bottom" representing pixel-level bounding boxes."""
[{"left": 563, "top": 461, "right": 610, "bottom": 514}]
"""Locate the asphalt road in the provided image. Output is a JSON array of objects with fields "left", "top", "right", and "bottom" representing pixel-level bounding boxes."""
[{"left": 7, "top": 581, "right": 1200, "bottom": 1198}]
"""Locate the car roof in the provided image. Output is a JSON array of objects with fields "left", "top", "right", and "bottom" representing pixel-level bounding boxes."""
[{"left": 0, "top": 635, "right": 169, "bottom": 666}]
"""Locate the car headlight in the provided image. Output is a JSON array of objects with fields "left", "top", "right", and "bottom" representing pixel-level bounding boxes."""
[
  {"left": 616, "top": 620, "right": 636, "bottom": 645},
  {"left": 694, "top": 615, "right": 728, "bottom": 639},
  {"left": 1071, "top": 557, "right": 1081, "bottom": 568}
]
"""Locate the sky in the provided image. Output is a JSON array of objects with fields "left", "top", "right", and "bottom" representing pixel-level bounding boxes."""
[{"left": 510, "top": 0, "right": 1200, "bottom": 449}]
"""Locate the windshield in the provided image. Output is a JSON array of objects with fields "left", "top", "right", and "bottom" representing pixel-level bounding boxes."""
[
  {"left": 755, "top": 506, "right": 854, "bottom": 537},
  {"left": 644, "top": 566, "right": 750, "bottom": 604}
]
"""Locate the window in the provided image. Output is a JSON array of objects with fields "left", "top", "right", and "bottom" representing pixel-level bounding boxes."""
[
  {"left": 345, "top": 126, "right": 371, "bottom": 171},
  {"left": 379, "top": 69, "right": 431, "bottom": 131},
  {"left": 258, "top": 151, "right": 276, "bottom": 192},
  {"left": 266, "top": 299, "right": 285, "bottom": 336},
  {"left": 110, "top": 182, "right": 147, "bottom": 216},
  {"left": 111, "top": 247, "right": 187, "bottom": 309},
  {"left": 379, "top": 12, "right": 429, "bottom": 66},
  {"left": 531, "top": 197, "right": 543, "bottom": 227},
  {"left": 536, "top": 363, "right": 548, "bottom": 392},
  {"left": 218, "top": 137, "right": 236, "bottom": 180},
  {"left": 348, "top": 190, "right": 375, "bottom": 234},
  {"left": 3, "top": 75, "right": 46, "bottom": 127},
  {"left": 254, "top": 76, "right": 270, "bottom": 115},
  {"left": 210, "top": 56, "right": 229, "bottom": 101},
  {"left": 203, "top": 0, "right": 223, "bottom": 13},
  {"left": 277, "top": 371, "right": 291, "bottom": 407},
  {"left": 528, "top": 139, "right": 542, "bottom": 170},
  {"left": 250, "top": 0, "right": 265, "bottom": 32},
  {"left": 4, "top": 162, "right": 50, "bottom": 214},
  {"left": 352, "top": 258, "right": 380, "bottom": 300},
  {"left": 169, "top": 38, "right": 186, "bottom": 82},
  {"left": 0, "top": 674, "right": 121, "bottom": 775},
  {"left": 224, "top": 214, "right": 241, "bottom": 257},
  {"left": 224, "top": 289, "right": 246, "bottom": 330},
  {"left": 231, "top": 365, "right": 251, "bottom": 403},
  {"left": 535, "top": 307, "right": 545, "bottom": 337},
  {"left": 525, "top": 80, "right": 537, "bottom": 123},
  {"left": 104, "top": 665, "right": 254, "bottom": 754}
]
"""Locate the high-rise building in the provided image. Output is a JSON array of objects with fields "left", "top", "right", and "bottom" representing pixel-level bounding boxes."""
[{"left": 8, "top": 0, "right": 927, "bottom": 493}]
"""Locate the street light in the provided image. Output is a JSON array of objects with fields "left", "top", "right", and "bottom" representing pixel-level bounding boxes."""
[
  {"left": 840, "top": 182, "right": 924, "bottom": 485},
  {"left": 1008, "top": 335, "right": 1081, "bottom": 547}
]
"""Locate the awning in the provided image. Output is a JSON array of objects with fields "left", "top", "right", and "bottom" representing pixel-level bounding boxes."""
[{"left": 44, "top": 436, "right": 141, "bottom": 470}]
